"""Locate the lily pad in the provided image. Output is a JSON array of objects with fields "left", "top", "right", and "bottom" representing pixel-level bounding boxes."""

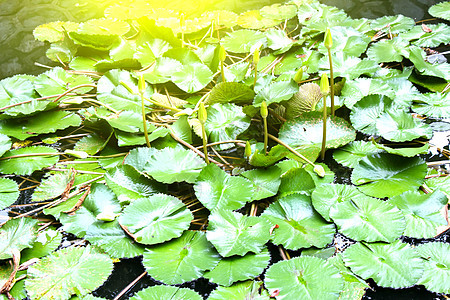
[
  {"left": 204, "top": 248, "right": 271, "bottom": 287},
  {"left": 26, "top": 246, "right": 113, "bottom": 300},
  {"left": 208, "top": 280, "right": 270, "bottom": 300},
  {"left": 351, "top": 153, "right": 427, "bottom": 198},
  {"left": 279, "top": 112, "right": 356, "bottom": 151},
  {"left": 142, "top": 57, "right": 183, "bottom": 84},
  {"left": 0, "top": 134, "right": 11, "bottom": 157},
  {"left": 0, "top": 178, "right": 19, "bottom": 210},
  {"left": 119, "top": 193, "right": 193, "bottom": 245},
  {"left": 429, "top": 2, "right": 450, "bottom": 21},
  {"left": 376, "top": 110, "right": 432, "bottom": 142},
  {"left": 221, "top": 29, "right": 267, "bottom": 53},
  {"left": 366, "top": 37, "right": 409, "bottom": 63},
  {"left": 401, "top": 23, "right": 450, "bottom": 48},
  {"left": 249, "top": 144, "right": 290, "bottom": 167},
  {"left": 264, "top": 256, "right": 343, "bottom": 300},
  {"left": 207, "top": 210, "right": 271, "bottom": 257},
  {"left": 341, "top": 78, "right": 394, "bottom": 109},
  {"left": 129, "top": 285, "right": 202, "bottom": 300},
  {"left": 171, "top": 63, "right": 213, "bottom": 93},
  {"left": 206, "top": 82, "right": 255, "bottom": 105},
  {"left": 253, "top": 80, "right": 298, "bottom": 107},
  {"left": 389, "top": 190, "right": 448, "bottom": 238},
  {"left": 416, "top": 242, "right": 450, "bottom": 294},
  {"left": 237, "top": 10, "right": 280, "bottom": 29},
  {"left": 278, "top": 167, "right": 316, "bottom": 197},
  {"left": 0, "top": 217, "right": 38, "bottom": 260},
  {"left": 21, "top": 228, "right": 62, "bottom": 262},
  {"left": 260, "top": 3, "right": 298, "bottom": 20},
  {"left": 330, "top": 197, "right": 405, "bottom": 242},
  {"left": 240, "top": 166, "right": 281, "bottom": 200},
  {"left": 412, "top": 92, "right": 450, "bottom": 118},
  {"left": 143, "top": 231, "right": 220, "bottom": 285},
  {"left": 370, "top": 15, "right": 415, "bottom": 34},
  {"left": 261, "top": 193, "right": 336, "bottom": 250},
  {"left": 332, "top": 141, "right": 381, "bottom": 168},
  {"left": 194, "top": 164, "right": 253, "bottom": 211},
  {"left": 343, "top": 240, "right": 423, "bottom": 288},
  {"left": 0, "top": 146, "right": 59, "bottom": 176},
  {"left": 373, "top": 142, "right": 429, "bottom": 158},
  {"left": 31, "top": 171, "right": 72, "bottom": 202}
]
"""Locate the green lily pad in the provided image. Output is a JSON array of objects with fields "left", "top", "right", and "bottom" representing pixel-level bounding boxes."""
[
  {"left": 265, "top": 29, "right": 294, "bottom": 52},
  {"left": 0, "top": 76, "right": 36, "bottom": 108},
  {"left": 208, "top": 280, "right": 270, "bottom": 300},
  {"left": 330, "top": 197, "right": 405, "bottom": 242},
  {"left": 366, "top": 37, "right": 409, "bottom": 63},
  {"left": 143, "top": 231, "right": 220, "bottom": 285},
  {"left": 0, "top": 217, "right": 38, "bottom": 260},
  {"left": 142, "top": 57, "right": 183, "bottom": 84},
  {"left": 249, "top": 144, "right": 290, "bottom": 167},
  {"left": 408, "top": 46, "right": 450, "bottom": 81},
  {"left": 341, "top": 78, "right": 394, "bottom": 109},
  {"left": 240, "top": 166, "right": 281, "bottom": 200},
  {"left": 26, "top": 246, "right": 113, "bottom": 300},
  {"left": 85, "top": 220, "right": 145, "bottom": 259},
  {"left": 171, "top": 63, "right": 213, "bottom": 93},
  {"left": 401, "top": 23, "right": 450, "bottom": 48},
  {"left": 204, "top": 103, "right": 251, "bottom": 150},
  {"left": 318, "top": 26, "right": 371, "bottom": 57},
  {"left": 33, "top": 21, "right": 79, "bottom": 42},
  {"left": 351, "top": 153, "right": 427, "bottom": 198},
  {"left": 279, "top": 112, "right": 356, "bottom": 151},
  {"left": 237, "top": 10, "right": 280, "bottom": 29},
  {"left": 0, "top": 178, "right": 19, "bottom": 210},
  {"left": 389, "top": 190, "right": 448, "bottom": 238},
  {"left": 253, "top": 80, "right": 298, "bottom": 107},
  {"left": 429, "top": 1, "right": 450, "bottom": 21},
  {"left": 0, "top": 146, "right": 59, "bottom": 176},
  {"left": 119, "top": 193, "right": 193, "bottom": 245},
  {"left": 207, "top": 210, "right": 271, "bottom": 257},
  {"left": 74, "top": 132, "right": 110, "bottom": 156},
  {"left": 206, "top": 82, "right": 255, "bottom": 105},
  {"left": 320, "top": 54, "right": 381, "bottom": 81},
  {"left": 129, "top": 285, "right": 202, "bottom": 300},
  {"left": 370, "top": 15, "right": 415, "bottom": 34},
  {"left": 333, "top": 141, "right": 381, "bottom": 168},
  {"left": 31, "top": 171, "right": 72, "bottom": 202},
  {"left": 204, "top": 248, "right": 271, "bottom": 287},
  {"left": 426, "top": 176, "right": 450, "bottom": 199},
  {"left": 0, "top": 133, "right": 11, "bottom": 157},
  {"left": 221, "top": 29, "right": 266, "bottom": 53},
  {"left": 376, "top": 110, "right": 433, "bottom": 142},
  {"left": 412, "top": 92, "right": 450, "bottom": 118},
  {"left": 278, "top": 168, "right": 316, "bottom": 197},
  {"left": 260, "top": 3, "right": 298, "bottom": 20},
  {"left": 373, "top": 142, "right": 429, "bottom": 158},
  {"left": 416, "top": 242, "right": 450, "bottom": 294},
  {"left": 143, "top": 147, "right": 206, "bottom": 184},
  {"left": 21, "top": 228, "right": 62, "bottom": 262},
  {"left": 261, "top": 193, "right": 336, "bottom": 250},
  {"left": 311, "top": 183, "right": 373, "bottom": 221},
  {"left": 134, "top": 39, "right": 172, "bottom": 67},
  {"left": 343, "top": 240, "right": 423, "bottom": 288},
  {"left": 265, "top": 256, "right": 343, "bottom": 300},
  {"left": 194, "top": 164, "right": 253, "bottom": 211}
]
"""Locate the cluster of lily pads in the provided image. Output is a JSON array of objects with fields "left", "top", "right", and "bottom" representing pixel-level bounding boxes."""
[{"left": 1, "top": 0, "right": 450, "bottom": 299}]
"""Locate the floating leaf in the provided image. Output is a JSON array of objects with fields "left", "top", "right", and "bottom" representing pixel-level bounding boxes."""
[
  {"left": 35, "top": 67, "right": 94, "bottom": 98},
  {"left": 0, "top": 134, "right": 11, "bottom": 157},
  {"left": 389, "top": 190, "right": 448, "bottom": 238},
  {"left": 171, "top": 63, "right": 213, "bottom": 93},
  {"left": 426, "top": 176, "right": 450, "bottom": 198},
  {"left": 408, "top": 46, "right": 450, "bottom": 81},
  {"left": 207, "top": 210, "right": 271, "bottom": 257},
  {"left": 343, "top": 241, "right": 423, "bottom": 288},
  {"left": 0, "top": 146, "right": 59, "bottom": 176},
  {"left": 330, "top": 197, "right": 405, "bottom": 242},
  {"left": 278, "top": 168, "right": 316, "bottom": 197},
  {"left": 33, "top": 21, "right": 79, "bottom": 42},
  {"left": 77, "top": 18, "right": 130, "bottom": 36},
  {"left": 429, "top": 2, "right": 450, "bottom": 21},
  {"left": 206, "top": 82, "right": 255, "bottom": 105},
  {"left": 237, "top": 10, "right": 280, "bottom": 29},
  {"left": 332, "top": 141, "right": 381, "bottom": 168},
  {"left": 351, "top": 153, "right": 427, "bottom": 198},
  {"left": 279, "top": 112, "right": 356, "bottom": 151},
  {"left": 204, "top": 103, "right": 251, "bottom": 150},
  {"left": 253, "top": 80, "right": 298, "bottom": 107},
  {"left": 241, "top": 166, "right": 281, "bottom": 200},
  {"left": 204, "top": 248, "right": 271, "bottom": 287},
  {"left": 412, "top": 92, "right": 450, "bottom": 118},
  {"left": 262, "top": 193, "right": 336, "bottom": 250},
  {"left": 26, "top": 246, "right": 113, "bottom": 300},
  {"left": 74, "top": 133, "right": 110, "bottom": 156},
  {"left": 341, "top": 78, "right": 393, "bottom": 109},
  {"left": 311, "top": 183, "right": 372, "bottom": 221},
  {"left": 119, "top": 194, "right": 193, "bottom": 245},
  {"left": 31, "top": 171, "right": 71, "bottom": 202},
  {"left": 284, "top": 83, "right": 322, "bottom": 119},
  {"left": 318, "top": 26, "right": 371, "bottom": 57},
  {"left": 373, "top": 142, "right": 429, "bottom": 157},
  {"left": 194, "top": 164, "right": 253, "bottom": 211},
  {"left": 142, "top": 57, "right": 183, "bottom": 84},
  {"left": 0, "top": 218, "right": 38, "bottom": 260},
  {"left": 0, "top": 76, "right": 36, "bottom": 109},
  {"left": 0, "top": 178, "right": 19, "bottom": 210},
  {"left": 249, "top": 144, "right": 290, "bottom": 167},
  {"left": 265, "top": 29, "right": 293, "bottom": 52},
  {"left": 401, "top": 23, "right": 450, "bottom": 48},
  {"left": 366, "top": 37, "right": 409, "bottom": 63},
  {"left": 265, "top": 256, "right": 343, "bottom": 300},
  {"left": 129, "top": 285, "right": 202, "bottom": 300},
  {"left": 85, "top": 220, "right": 145, "bottom": 259},
  {"left": 143, "top": 148, "right": 206, "bottom": 184},
  {"left": 21, "top": 228, "right": 62, "bottom": 262},
  {"left": 221, "top": 29, "right": 267, "bottom": 53},
  {"left": 370, "top": 15, "right": 415, "bottom": 34},
  {"left": 143, "top": 231, "right": 220, "bottom": 285},
  {"left": 208, "top": 280, "right": 270, "bottom": 300},
  {"left": 260, "top": 3, "right": 297, "bottom": 20},
  {"left": 416, "top": 242, "right": 450, "bottom": 294},
  {"left": 376, "top": 110, "right": 432, "bottom": 142}
]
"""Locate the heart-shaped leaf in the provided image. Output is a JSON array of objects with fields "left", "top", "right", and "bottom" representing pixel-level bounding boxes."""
[
  {"left": 429, "top": 2, "right": 450, "bottom": 21},
  {"left": 208, "top": 280, "right": 270, "bottom": 300},
  {"left": 412, "top": 92, "right": 450, "bottom": 118},
  {"left": 206, "top": 82, "right": 255, "bottom": 105},
  {"left": 240, "top": 166, "right": 281, "bottom": 200}
]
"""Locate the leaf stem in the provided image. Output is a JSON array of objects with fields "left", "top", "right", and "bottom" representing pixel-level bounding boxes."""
[
  {"left": 267, "top": 134, "right": 315, "bottom": 166},
  {"left": 327, "top": 48, "right": 335, "bottom": 116},
  {"left": 321, "top": 94, "right": 327, "bottom": 160}
]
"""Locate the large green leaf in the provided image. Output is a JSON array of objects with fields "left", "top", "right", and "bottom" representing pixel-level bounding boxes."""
[
  {"left": 416, "top": 242, "right": 450, "bottom": 294},
  {"left": 142, "top": 231, "right": 220, "bottom": 284},
  {"left": 366, "top": 37, "right": 409, "bottom": 63},
  {"left": 389, "top": 190, "right": 448, "bottom": 238},
  {"left": 221, "top": 29, "right": 266, "bottom": 53},
  {"left": 261, "top": 193, "right": 336, "bottom": 250},
  {"left": 351, "top": 153, "right": 427, "bottom": 198},
  {"left": 0, "top": 134, "right": 11, "bottom": 157},
  {"left": 171, "top": 63, "right": 213, "bottom": 93},
  {"left": 0, "top": 76, "right": 36, "bottom": 109},
  {"left": 204, "top": 103, "right": 251, "bottom": 150},
  {"left": 0, "top": 217, "right": 38, "bottom": 259},
  {"left": 31, "top": 171, "right": 72, "bottom": 202},
  {"left": 119, "top": 193, "right": 193, "bottom": 245},
  {"left": 0, "top": 146, "right": 59, "bottom": 176},
  {"left": 376, "top": 110, "right": 432, "bottom": 142},
  {"left": 341, "top": 78, "right": 393, "bottom": 109},
  {"left": 84, "top": 220, "right": 145, "bottom": 259},
  {"left": 21, "top": 228, "right": 62, "bottom": 262},
  {"left": 318, "top": 26, "right": 370, "bottom": 57},
  {"left": 370, "top": 15, "right": 415, "bottom": 33},
  {"left": 105, "top": 165, "right": 165, "bottom": 204},
  {"left": 194, "top": 164, "right": 253, "bottom": 211},
  {"left": 142, "top": 57, "right": 183, "bottom": 84},
  {"left": 429, "top": 2, "right": 450, "bottom": 21},
  {"left": 343, "top": 241, "right": 423, "bottom": 288},
  {"left": 253, "top": 80, "right": 298, "bottom": 106},
  {"left": 204, "top": 248, "right": 271, "bottom": 287},
  {"left": 277, "top": 168, "right": 316, "bottom": 197},
  {"left": 265, "top": 256, "right": 343, "bottom": 300},
  {"left": 134, "top": 39, "right": 172, "bottom": 67},
  {"left": 237, "top": 10, "right": 281, "bottom": 29},
  {"left": 240, "top": 166, "right": 281, "bottom": 200},
  {"left": 311, "top": 183, "right": 373, "bottom": 221},
  {"left": 412, "top": 92, "right": 450, "bottom": 118},
  {"left": 401, "top": 23, "right": 450, "bottom": 48},
  {"left": 0, "top": 178, "right": 19, "bottom": 210},
  {"left": 330, "top": 197, "right": 405, "bottom": 242},
  {"left": 208, "top": 281, "right": 269, "bottom": 300},
  {"left": 143, "top": 148, "right": 206, "bottom": 184},
  {"left": 206, "top": 210, "right": 271, "bottom": 257},
  {"left": 26, "top": 246, "right": 113, "bottom": 300},
  {"left": 408, "top": 46, "right": 450, "bottom": 81},
  {"left": 129, "top": 285, "right": 202, "bottom": 300},
  {"left": 0, "top": 110, "right": 82, "bottom": 140},
  {"left": 206, "top": 82, "right": 255, "bottom": 105},
  {"left": 320, "top": 54, "right": 381, "bottom": 81},
  {"left": 279, "top": 112, "right": 356, "bottom": 150},
  {"left": 332, "top": 141, "right": 381, "bottom": 168}
]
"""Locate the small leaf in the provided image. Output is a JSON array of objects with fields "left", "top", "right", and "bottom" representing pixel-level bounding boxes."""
[
  {"left": 26, "top": 246, "right": 113, "bottom": 300},
  {"left": 0, "top": 218, "right": 38, "bottom": 260},
  {"left": 0, "top": 178, "right": 19, "bottom": 210},
  {"left": 119, "top": 194, "right": 193, "bottom": 245},
  {"left": 0, "top": 146, "right": 59, "bottom": 176}
]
